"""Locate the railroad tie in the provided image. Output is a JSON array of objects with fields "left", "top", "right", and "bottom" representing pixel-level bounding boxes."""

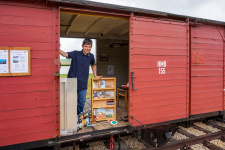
[
  {"left": 192, "top": 125, "right": 211, "bottom": 134},
  {"left": 177, "top": 129, "right": 195, "bottom": 138}
]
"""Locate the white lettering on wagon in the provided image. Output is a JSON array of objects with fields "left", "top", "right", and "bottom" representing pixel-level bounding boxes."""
[{"left": 157, "top": 61, "right": 166, "bottom": 74}]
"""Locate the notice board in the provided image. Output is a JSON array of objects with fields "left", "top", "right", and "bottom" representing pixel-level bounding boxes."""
[{"left": 0, "top": 47, "right": 31, "bottom": 76}]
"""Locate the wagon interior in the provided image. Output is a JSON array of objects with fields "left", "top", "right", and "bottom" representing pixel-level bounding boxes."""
[{"left": 60, "top": 11, "right": 130, "bottom": 135}]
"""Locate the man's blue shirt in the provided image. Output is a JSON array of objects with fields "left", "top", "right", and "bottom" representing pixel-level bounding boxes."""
[{"left": 67, "top": 50, "right": 95, "bottom": 90}]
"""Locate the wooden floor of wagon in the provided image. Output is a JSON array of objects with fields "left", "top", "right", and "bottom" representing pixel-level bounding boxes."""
[{"left": 62, "top": 97, "right": 129, "bottom": 136}]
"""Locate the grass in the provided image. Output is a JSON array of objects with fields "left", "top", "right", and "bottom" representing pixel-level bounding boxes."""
[
  {"left": 87, "top": 74, "right": 94, "bottom": 98},
  {"left": 60, "top": 73, "right": 94, "bottom": 98},
  {"left": 60, "top": 74, "right": 67, "bottom": 78},
  {"left": 60, "top": 59, "right": 71, "bottom": 66}
]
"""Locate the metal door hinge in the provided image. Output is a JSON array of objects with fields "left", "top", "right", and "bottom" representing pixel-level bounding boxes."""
[{"left": 131, "top": 71, "right": 137, "bottom": 90}]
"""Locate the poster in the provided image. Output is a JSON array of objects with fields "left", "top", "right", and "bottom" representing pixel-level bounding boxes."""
[
  {"left": 0, "top": 50, "right": 9, "bottom": 73},
  {"left": 108, "top": 65, "right": 114, "bottom": 75},
  {"left": 10, "top": 50, "right": 29, "bottom": 73},
  {"left": 100, "top": 53, "right": 108, "bottom": 61}
]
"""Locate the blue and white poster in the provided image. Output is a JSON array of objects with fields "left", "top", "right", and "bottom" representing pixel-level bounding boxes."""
[{"left": 0, "top": 50, "right": 9, "bottom": 73}]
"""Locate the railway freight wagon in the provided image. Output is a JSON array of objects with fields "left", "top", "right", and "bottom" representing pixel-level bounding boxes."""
[{"left": 0, "top": 0, "right": 225, "bottom": 149}]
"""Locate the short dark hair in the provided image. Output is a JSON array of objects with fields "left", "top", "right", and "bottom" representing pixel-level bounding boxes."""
[{"left": 82, "top": 38, "right": 92, "bottom": 46}]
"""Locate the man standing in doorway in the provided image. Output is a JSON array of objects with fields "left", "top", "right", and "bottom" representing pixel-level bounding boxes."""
[{"left": 60, "top": 38, "right": 102, "bottom": 115}]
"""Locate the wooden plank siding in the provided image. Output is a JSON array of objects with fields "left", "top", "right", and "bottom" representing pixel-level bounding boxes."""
[
  {"left": 190, "top": 26, "right": 224, "bottom": 115},
  {"left": 224, "top": 28, "right": 225, "bottom": 111},
  {"left": 0, "top": 1, "right": 59, "bottom": 147},
  {"left": 129, "top": 16, "right": 189, "bottom": 126},
  {"left": 96, "top": 39, "right": 129, "bottom": 89}
]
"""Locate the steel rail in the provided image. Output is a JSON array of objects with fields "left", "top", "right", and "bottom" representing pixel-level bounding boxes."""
[{"left": 145, "top": 130, "right": 225, "bottom": 150}]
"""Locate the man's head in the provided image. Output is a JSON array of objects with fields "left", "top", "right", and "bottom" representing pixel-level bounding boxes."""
[{"left": 82, "top": 38, "right": 92, "bottom": 55}]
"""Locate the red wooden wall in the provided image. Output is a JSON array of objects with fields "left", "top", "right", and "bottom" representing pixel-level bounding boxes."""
[
  {"left": 190, "top": 25, "right": 224, "bottom": 115},
  {"left": 0, "top": 1, "right": 60, "bottom": 147},
  {"left": 129, "top": 16, "right": 189, "bottom": 126},
  {"left": 224, "top": 29, "right": 225, "bottom": 111}
]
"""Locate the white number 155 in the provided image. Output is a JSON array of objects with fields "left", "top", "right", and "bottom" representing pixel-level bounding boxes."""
[{"left": 158, "top": 68, "right": 165, "bottom": 74}]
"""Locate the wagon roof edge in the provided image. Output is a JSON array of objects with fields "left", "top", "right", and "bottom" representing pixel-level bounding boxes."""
[{"left": 48, "top": 0, "right": 225, "bottom": 25}]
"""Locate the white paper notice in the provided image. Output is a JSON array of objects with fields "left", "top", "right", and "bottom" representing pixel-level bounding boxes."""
[
  {"left": 108, "top": 65, "right": 114, "bottom": 75},
  {"left": 0, "top": 50, "right": 9, "bottom": 73},
  {"left": 10, "top": 50, "right": 29, "bottom": 73}
]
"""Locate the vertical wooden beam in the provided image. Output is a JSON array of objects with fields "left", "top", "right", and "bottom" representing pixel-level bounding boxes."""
[
  {"left": 128, "top": 13, "right": 133, "bottom": 124},
  {"left": 53, "top": 3, "right": 60, "bottom": 138},
  {"left": 187, "top": 18, "right": 191, "bottom": 118}
]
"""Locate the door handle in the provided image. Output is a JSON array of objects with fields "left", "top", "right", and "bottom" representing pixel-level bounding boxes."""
[{"left": 131, "top": 71, "right": 137, "bottom": 90}]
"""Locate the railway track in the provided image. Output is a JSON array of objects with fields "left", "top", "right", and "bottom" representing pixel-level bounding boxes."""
[
  {"left": 61, "top": 120, "right": 225, "bottom": 150},
  {"left": 148, "top": 120, "right": 225, "bottom": 150}
]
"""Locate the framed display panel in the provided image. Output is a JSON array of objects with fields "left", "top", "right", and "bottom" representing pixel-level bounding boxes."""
[{"left": 0, "top": 47, "right": 31, "bottom": 76}]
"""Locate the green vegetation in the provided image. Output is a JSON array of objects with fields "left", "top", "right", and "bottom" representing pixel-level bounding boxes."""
[
  {"left": 87, "top": 73, "right": 94, "bottom": 98},
  {"left": 60, "top": 74, "right": 67, "bottom": 78},
  {"left": 60, "top": 73, "right": 94, "bottom": 98},
  {"left": 60, "top": 59, "right": 71, "bottom": 66}
]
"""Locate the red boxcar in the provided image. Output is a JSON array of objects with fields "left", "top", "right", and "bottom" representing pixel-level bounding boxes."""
[
  {"left": 0, "top": 0, "right": 224, "bottom": 149},
  {"left": 0, "top": 0, "right": 60, "bottom": 148}
]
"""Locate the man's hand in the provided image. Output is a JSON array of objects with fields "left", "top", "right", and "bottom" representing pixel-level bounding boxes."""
[
  {"left": 91, "top": 65, "right": 103, "bottom": 79},
  {"left": 95, "top": 76, "right": 103, "bottom": 79},
  {"left": 60, "top": 49, "right": 68, "bottom": 58}
]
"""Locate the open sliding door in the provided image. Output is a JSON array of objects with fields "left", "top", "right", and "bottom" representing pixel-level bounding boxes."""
[{"left": 129, "top": 15, "right": 189, "bottom": 126}]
